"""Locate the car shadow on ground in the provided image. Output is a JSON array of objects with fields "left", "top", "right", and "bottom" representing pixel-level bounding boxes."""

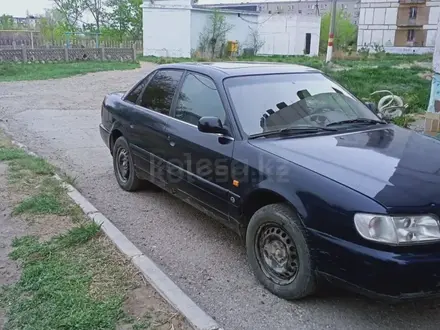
[{"left": 297, "top": 283, "right": 440, "bottom": 325}]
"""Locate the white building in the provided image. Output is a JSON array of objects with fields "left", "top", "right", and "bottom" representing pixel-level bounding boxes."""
[
  {"left": 357, "top": 0, "right": 440, "bottom": 54},
  {"left": 142, "top": 0, "right": 321, "bottom": 58}
]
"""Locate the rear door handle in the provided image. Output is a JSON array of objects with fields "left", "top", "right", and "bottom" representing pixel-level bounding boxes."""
[{"left": 167, "top": 135, "right": 175, "bottom": 147}]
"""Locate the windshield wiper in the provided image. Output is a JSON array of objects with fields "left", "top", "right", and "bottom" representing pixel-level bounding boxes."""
[
  {"left": 326, "top": 118, "right": 387, "bottom": 127},
  {"left": 248, "top": 126, "right": 337, "bottom": 139}
]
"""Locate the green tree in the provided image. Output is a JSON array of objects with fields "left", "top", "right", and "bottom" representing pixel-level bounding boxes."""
[
  {"left": 0, "top": 15, "right": 15, "bottom": 30},
  {"left": 320, "top": 10, "right": 357, "bottom": 54},
  {"left": 105, "top": 0, "right": 142, "bottom": 40},
  {"left": 127, "top": 0, "right": 142, "bottom": 40},
  {"left": 37, "top": 9, "right": 69, "bottom": 45}
]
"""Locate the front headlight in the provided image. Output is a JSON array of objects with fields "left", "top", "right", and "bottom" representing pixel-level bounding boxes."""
[{"left": 354, "top": 213, "right": 440, "bottom": 245}]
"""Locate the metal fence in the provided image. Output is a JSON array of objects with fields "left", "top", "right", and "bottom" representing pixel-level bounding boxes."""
[{"left": 0, "top": 47, "right": 137, "bottom": 62}]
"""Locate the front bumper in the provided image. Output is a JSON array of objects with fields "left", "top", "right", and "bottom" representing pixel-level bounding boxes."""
[
  {"left": 99, "top": 124, "right": 111, "bottom": 150},
  {"left": 310, "top": 230, "right": 440, "bottom": 301}
]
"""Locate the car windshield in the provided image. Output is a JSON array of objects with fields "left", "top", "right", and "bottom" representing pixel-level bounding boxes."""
[{"left": 224, "top": 72, "right": 380, "bottom": 137}]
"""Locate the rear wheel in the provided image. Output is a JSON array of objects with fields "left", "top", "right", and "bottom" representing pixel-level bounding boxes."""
[
  {"left": 113, "top": 136, "right": 142, "bottom": 191},
  {"left": 246, "top": 203, "right": 317, "bottom": 300}
]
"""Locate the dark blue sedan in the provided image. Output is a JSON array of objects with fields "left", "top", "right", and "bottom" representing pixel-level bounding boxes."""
[{"left": 99, "top": 62, "right": 440, "bottom": 301}]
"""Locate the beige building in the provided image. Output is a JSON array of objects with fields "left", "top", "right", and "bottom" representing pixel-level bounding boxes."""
[{"left": 357, "top": 0, "right": 439, "bottom": 54}]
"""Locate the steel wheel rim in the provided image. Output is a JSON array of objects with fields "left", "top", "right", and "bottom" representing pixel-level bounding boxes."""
[
  {"left": 116, "top": 147, "right": 130, "bottom": 183},
  {"left": 255, "top": 223, "right": 299, "bottom": 285}
]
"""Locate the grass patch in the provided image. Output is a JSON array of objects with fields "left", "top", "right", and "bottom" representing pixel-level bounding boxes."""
[
  {"left": 139, "top": 53, "right": 432, "bottom": 70},
  {"left": 13, "top": 193, "right": 66, "bottom": 215},
  {"left": 9, "top": 156, "right": 54, "bottom": 175},
  {"left": 0, "top": 140, "right": 82, "bottom": 221},
  {"left": 0, "top": 147, "right": 28, "bottom": 161},
  {"left": 0, "top": 61, "right": 140, "bottom": 82},
  {"left": 1, "top": 223, "right": 136, "bottom": 330},
  {"left": 327, "top": 66, "right": 431, "bottom": 113}
]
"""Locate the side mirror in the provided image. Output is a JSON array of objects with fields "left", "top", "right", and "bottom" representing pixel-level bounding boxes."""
[
  {"left": 365, "top": 101, "right": 378, "bottom": 113},
  {"left": 198, "top": 116, "right": 227, "bottom": 135}
]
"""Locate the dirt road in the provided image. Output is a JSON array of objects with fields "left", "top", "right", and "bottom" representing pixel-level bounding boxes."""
[{"left": 1, "top": 63, "right": 440, "bottom": 330}]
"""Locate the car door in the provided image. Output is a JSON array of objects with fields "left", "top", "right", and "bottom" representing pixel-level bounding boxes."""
[
  {"left": 127, "top": 69, "right": 184, "bottom": 186},
  {"left": 120, "top": 71, "right": 155, "bottom": 144},
  {"left": 165, "top": 71, "right": 235, "bottom": 222}
]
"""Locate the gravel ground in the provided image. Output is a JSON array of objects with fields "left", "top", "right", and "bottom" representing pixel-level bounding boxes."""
[{"left": 1, "top": 63, "right": 440, "bottom": 330}]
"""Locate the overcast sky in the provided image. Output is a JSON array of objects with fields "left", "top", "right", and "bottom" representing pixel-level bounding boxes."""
[{"left": 2, "top": 0, "right": 53, "bottom": 17}]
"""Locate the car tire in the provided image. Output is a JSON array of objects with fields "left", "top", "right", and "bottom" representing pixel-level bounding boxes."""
[
  {"left": 246, "top": 203, "right": 317, "bottom": 300},
  {"left": 112, "top": 136, "right": 143, "bottom": 192}
]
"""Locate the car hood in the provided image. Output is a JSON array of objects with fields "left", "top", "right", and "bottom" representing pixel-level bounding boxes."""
[{"left": 249, "top": 125, "right": 440, "bottom": 208}]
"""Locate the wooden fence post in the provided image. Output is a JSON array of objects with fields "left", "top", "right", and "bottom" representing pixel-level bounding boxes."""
[
  {"left": 101, "top": 47, "right": 105, "bottom": 61},
  {"left": 132, "top": 46, "right": 136, "bottom": 61},
  {"left": 22, "top": 46, "right": 27, "bottom": 62}
]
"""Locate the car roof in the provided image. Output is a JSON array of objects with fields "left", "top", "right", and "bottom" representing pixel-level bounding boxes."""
[{"left": 156, "top": 61, "right": 321, "bottom": 79}]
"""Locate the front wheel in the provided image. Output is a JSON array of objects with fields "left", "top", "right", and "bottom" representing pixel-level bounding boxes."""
[
  {"left": 246, "top": 203, "right": 317, "bottom": 300},
  {"left": 112, "top": 136, "right": 142, "bottom": 191}
]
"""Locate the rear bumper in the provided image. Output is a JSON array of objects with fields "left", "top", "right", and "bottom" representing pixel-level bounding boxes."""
[
  {"left": 310, "top": 230, "right": 440, "bottom": 302},
  {"left": 99, "top": 124, "right": 111, "bottom": 150}
]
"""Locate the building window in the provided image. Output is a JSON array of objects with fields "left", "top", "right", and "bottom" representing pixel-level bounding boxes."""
[
  {"left": 407, "top": 29, "right": 415, "bottom": 41},
  {"left": 409, "top": 7, "right": 417, "bottom": 19},
  {"left": 298, "top": 9, "right": 302, "bottom": 14}
]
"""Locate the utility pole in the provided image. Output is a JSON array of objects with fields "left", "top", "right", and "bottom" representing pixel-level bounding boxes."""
[
  {"left": 326, "top": 0, "right": 337, "bottom": 63},
  {"left": 427, "top": 20, "right": 440, "bottom": 114}
]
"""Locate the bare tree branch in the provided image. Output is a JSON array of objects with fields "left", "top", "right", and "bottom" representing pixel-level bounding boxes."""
[
  {"left": 52, "top": 0, "right": 84, "bottom": 30},
  {"left": 248, "top": 27, "right": 265, "bottom": 55},
  {"left": 82, "top": 0, "right": 105, "bottom": 32}
]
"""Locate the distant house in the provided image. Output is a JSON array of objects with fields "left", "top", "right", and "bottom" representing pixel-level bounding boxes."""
[
  {"left": 357, "top": 0, "right": 439, "bottom": 54},
  {"left": 12, "top": 16, "right": 40, "bottom": 29}
]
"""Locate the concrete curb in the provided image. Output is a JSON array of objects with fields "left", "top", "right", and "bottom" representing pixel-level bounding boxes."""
[{"left": 11, "top": 140, "right": 224, "bottom": 330}]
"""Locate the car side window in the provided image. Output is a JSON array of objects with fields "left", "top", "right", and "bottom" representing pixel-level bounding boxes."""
[
  {"left": 175, "top": 72, "right": 226, "bottom": 126},
  {"left": 124, "top": 73, "right": 154, "bottom": 104},
  {"left": 139, "top": 70, "right": 183, "bottom": 115}
]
